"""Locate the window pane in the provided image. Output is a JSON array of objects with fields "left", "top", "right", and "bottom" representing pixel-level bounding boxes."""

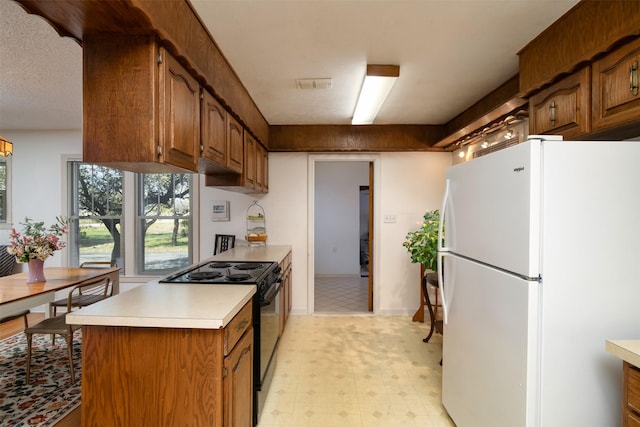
[
  {"left": 78, "top": 164, "right": 123, "bottom": 216},
  {"left": 141, "top": 218, "right": 190, "bottom": 272},
  {"left": 138, "top": 173, "right": 192, "bottom": 274},
  {"left": 77, "top": 218, "right": 121, "bottom": 266}
]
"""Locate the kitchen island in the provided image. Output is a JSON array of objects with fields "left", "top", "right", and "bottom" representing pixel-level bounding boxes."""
[
  {"left": 67, "top": 244, "right": 292, "bottom": 427},
  {"left": 606, "top": 340, "right": 640, "bottom": 427}
]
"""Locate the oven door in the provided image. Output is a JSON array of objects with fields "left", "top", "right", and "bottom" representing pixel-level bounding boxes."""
[
  {"left": 257, "top": 278, "right": 281, "bottom": 423},
  {"left": 259, "top": 279, "right": 281, "bottom": 384}
]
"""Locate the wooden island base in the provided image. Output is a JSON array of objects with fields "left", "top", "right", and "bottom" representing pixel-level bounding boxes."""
[{"left": 81, "top": 303, "right": 253, "bottom": 427}]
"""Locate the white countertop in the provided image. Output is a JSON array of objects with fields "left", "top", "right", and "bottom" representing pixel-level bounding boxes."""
[
  {"left": 606, "top": 340, "right": 640, "bottom": 368},
  {"left": 208, "top": 244, "right": 291, "bottom": 263},
  {"left": 66, "top": 245, "right": 291, "bottom": 329},
  {"left": 66, "top": 282, "right": 255, "bottom": 329}
]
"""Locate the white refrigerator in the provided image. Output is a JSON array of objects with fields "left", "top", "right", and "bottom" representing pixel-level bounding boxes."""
[{"left": 438, "top": 136, "right": 640, "bottom": 427}]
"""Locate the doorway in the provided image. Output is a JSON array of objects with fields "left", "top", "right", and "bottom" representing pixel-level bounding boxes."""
[{"left": 311, "top": 159, "right": 375, "bottom": 313}]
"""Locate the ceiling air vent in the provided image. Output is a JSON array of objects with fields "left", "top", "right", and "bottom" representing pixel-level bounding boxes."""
[{"left": 295, "top": 78, "right": 333, "bottom": 89}]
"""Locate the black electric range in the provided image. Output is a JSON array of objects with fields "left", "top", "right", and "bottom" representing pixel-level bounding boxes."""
[{"left": 159, "top": 260, "right": 280, "bottom": 297}]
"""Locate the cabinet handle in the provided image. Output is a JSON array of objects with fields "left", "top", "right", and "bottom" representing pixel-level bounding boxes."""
[
  {"left": 630, "top": 61, "right": 639, "bottom": 96},
  {"left": 549, "top": 100, "right": 556, "bottom": 125},
  {"left": 236, "top": 319, "right": 249, "bottom": 332}
]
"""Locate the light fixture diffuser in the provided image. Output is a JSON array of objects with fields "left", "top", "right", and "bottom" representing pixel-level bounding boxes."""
[
  {"left": 0, "top": 135, "right": 13, "bottom": 157},
  {"left": 352, "top": 64, "right": 399, "bottom": 125}
]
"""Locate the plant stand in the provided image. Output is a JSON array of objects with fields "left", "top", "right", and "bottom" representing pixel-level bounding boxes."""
[{"left": 412, "top": 264, "right": 440, "bottom": 323}]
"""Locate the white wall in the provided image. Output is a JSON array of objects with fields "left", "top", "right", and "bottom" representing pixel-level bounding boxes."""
[
  {"left": 314, "top": 161, "right": 369, "bottom": 275},
  {"left": 261, "top": 151, "right": 452, "bottom": 316},
  {"left": 0, "top": 130, "right": 82, "bottom": 269},
  {"left": 377, "top": 152, "right": 450, "bottom": 315},
  {"left": 4, "top": 132, "right": 453, "bottom": 315}
]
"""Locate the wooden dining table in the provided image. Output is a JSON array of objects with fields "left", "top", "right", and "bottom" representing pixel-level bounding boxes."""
[{"left": 0, "top": 267, "right": 120, "bottom": 319}]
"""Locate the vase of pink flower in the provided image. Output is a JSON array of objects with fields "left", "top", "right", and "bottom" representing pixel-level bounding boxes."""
[{"left": 7, "top": 217, "right": 68, "bottom": 283}]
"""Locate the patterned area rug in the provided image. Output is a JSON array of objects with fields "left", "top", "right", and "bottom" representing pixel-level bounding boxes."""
[{"left": 0, "top": 330, "right": 82, "bottom": 426}]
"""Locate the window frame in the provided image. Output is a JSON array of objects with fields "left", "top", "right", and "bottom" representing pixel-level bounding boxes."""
[
  {"left": 65, "top": 157, "right": 199, "bottom": 278},
  {"left": 66, "top": 160, "right": 125, "bottom": 269},
  {"left": 0, "top": 156, "right": 12, "bottom": 228}
]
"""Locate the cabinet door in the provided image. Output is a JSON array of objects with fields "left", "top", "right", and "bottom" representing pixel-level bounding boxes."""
[
  {"left": 158, "top": 48, "right": 200, "bottom": 171},
  {"left": 592, "top": 38, "right": 640, "bottom": 132},
  {"left": 243, "top": 132, "right": 257, "bottom": 189},
  {"left": 284, "top": 266, "right": 291, "bottom": 324},
  {"left": 224, "top": 328, "right": 253, "bottom": 427},
  {"left": 255, "top": 143, "right": 268, "bottom": 193},
  {"left": 227, "top": 115, "right": 244, "bottom": 174},
  {"left": 201, "top": 90, "right": 227, "bottom": 166},
  {"left": 529, "top": 67, "right": 591, "bottom": 139}
]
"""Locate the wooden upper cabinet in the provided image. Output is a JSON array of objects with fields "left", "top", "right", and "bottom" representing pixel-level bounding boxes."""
[
  {"left": 158, "top": 49, "right": 200, "bottom": 172},
  {"left": 592, "top": 38, "right": 640, "bottom": 133},
  {"left": 200, "top": 89, "right": 227, "bottom": 168},
  {"left": 256, "top": 143, "right": 268, "bottom": 193},
  {"left": 83, "top": 35, "right": 199, "bottom": 173},
  {"left": 529, "top": 67, "right": 591, "bottom": 139},
  {"left": 227, "top": 115, "right": 244, "bottom": 174},
  {"left": 243, "top": 132, "right": 257, "bottom": 189}
]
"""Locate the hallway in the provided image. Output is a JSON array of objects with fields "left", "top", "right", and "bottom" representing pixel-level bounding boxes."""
[{"left": 314, "top": 275, "right": 369, "bottom": 313}]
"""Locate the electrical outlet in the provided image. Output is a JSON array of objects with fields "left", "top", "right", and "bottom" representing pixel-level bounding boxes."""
[{"left": 383, "top": 214, "right": 397, "bottom": 223}]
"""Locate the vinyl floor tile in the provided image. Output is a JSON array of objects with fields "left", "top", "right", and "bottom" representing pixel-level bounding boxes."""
[{"left": 258, "top": 315, "right": 454, "bottom": 427}]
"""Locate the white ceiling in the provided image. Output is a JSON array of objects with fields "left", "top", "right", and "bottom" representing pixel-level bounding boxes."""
[{"left": 0, "top": 0, "right": 580, "bottom": 131}]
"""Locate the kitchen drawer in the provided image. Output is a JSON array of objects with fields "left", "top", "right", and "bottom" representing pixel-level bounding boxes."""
[
  {"left": 628, "top": 364, "right": 640, "bottom": 414},
  {"left": 224, "top": 300, "right": 252, "bottom": 356},
  {"left": 627, "top": 411, "right": 640, "bottom": 427}
]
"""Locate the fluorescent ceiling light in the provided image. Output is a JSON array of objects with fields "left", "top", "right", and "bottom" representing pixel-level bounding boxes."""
[{"left": 352, "top": 64, "right": 399, "bottom": 125}]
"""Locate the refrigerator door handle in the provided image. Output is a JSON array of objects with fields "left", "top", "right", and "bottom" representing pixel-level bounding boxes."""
[
  {"left": 438, "top": 252, "right": 449, "bottom": 324},
  {"left": 439, "top": 178, "right": 450, "bottom": 252}
]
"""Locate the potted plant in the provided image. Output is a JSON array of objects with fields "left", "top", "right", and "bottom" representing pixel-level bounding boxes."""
[{"left": 403, "top": 209, "right": 441, "bottom": 272}]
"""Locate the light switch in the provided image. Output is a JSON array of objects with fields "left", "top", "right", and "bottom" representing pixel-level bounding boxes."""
[{"left": 383, "top": 214, "right": 397, "bottom": 223}]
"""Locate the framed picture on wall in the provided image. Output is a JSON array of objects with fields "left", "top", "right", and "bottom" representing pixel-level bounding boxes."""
[{"left": 211, "top": 200, "right": 230, "bottom": 221}]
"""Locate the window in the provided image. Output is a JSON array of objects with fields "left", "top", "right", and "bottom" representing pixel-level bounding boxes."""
[
  {"left": 137, "top": 173, "right": 192, "bottom": 274},
  {"left": 67, "top": 161, "right": 194, "bottom": 276},
  {"left": 68, "top": 162, "right": 124, "bottom": 267},
  {"left": 0, "top": 158, "right": 9, "bottom": 222}
]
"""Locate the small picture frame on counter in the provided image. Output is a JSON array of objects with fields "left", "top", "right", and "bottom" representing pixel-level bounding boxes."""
[{"left": 211, "top": 200, "right": 230, "bottom": 221}]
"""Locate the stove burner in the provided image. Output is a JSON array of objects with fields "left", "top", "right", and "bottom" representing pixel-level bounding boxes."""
[
  {"left": 187, "top": 271, "right": 223, "bottom": 280},
  {"left": 209, "top": 262, "right": 232, "bottom": 268},
  {"left": 227, "top": 273, "right": 251, "bottom": 281},
  {"left": 234, "top": 263, "right": 264, "bottom": 270}
]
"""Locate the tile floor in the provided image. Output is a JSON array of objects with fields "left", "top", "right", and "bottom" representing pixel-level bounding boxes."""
[
  {"left": 314, "top": 276, "right": 369, "bottom": 313},
  {"left": 258, "top": 315, "right": 455, "bottom": 427}
]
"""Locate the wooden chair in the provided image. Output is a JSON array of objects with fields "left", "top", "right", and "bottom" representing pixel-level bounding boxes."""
[
  {"left": 79, "top": 261, "right": 117, "bottom": 269},
  {"left": 50, "top": 261, "right": 116, "bottom": 316},
  {"left": 214, "top": 234, "right": 236, "bottom": 255},
  {"left": 25, "top": 276, "right": 112, "bottom": 384},
  {"left": 0, "top": 310, "right": 30, "bottom": 329},
  {"left": 0, "top": 245, "right": 17, "bottom": 277}
]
